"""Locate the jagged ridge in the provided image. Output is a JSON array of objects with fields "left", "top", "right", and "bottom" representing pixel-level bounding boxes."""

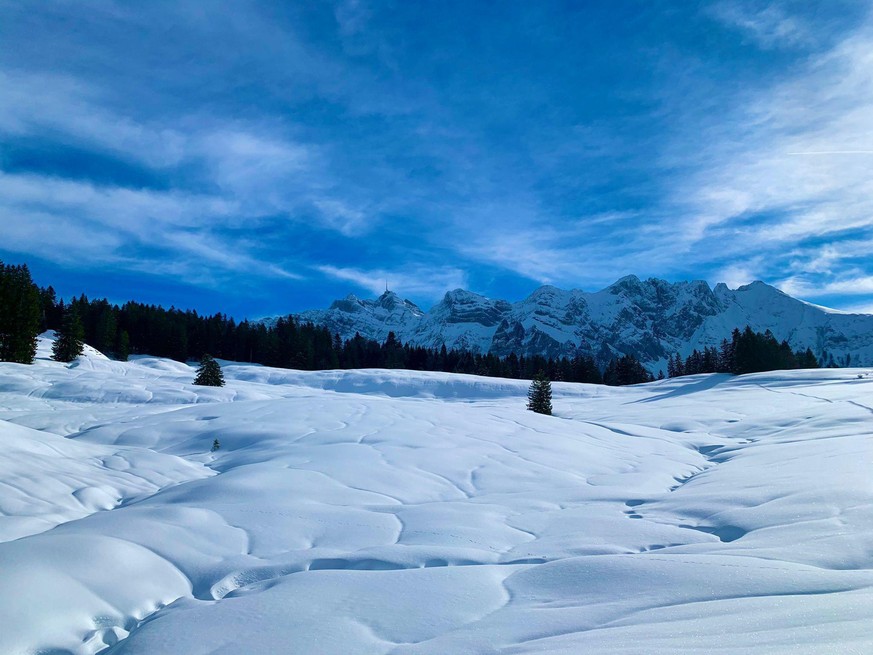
[{"left": 292, "top": 276, "right": 873, "bottom": 373}]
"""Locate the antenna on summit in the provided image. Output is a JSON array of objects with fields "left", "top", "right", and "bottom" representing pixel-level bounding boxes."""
[{"left": 385, "top": 280, "right": 389, "bottom": 293}]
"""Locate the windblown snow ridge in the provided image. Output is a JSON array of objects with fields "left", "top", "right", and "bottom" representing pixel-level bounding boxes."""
[{"left": 2, "top": 338, "right": 873, "bottom": 654}]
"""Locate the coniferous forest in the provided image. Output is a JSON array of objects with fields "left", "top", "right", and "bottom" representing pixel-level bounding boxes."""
[
  {"left": 0, "top": 261, "right": 822, "bottom": 385},
  {"left": 666, "top": 327, "right": 819, "bottom": 378}
]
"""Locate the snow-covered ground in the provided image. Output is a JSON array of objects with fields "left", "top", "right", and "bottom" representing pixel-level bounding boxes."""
[{"left": 1, "top": 335, "right": 872, "bottom": 654}]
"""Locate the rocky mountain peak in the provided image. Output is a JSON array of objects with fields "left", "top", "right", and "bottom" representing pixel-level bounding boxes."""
[{"left": 291, "top": 277, "right": 873, "bottom": 372}]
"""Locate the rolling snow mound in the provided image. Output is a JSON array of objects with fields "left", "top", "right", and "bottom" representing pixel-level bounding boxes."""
[{"left": 1, "top": 335, "right": 872, "bottom": 654}]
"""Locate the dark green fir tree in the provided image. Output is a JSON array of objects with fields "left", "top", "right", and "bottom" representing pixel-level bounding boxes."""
[
  {"left": 527, "top": 370, "right": 553, "bottom": 415},
  {"left": 116, "top": 329, "right": 130, "bottom": 362},
  {"left": 194, "top": 354, "right": 225, "bottom": 387},
  {"left": 52, "top": 307, "right": 85, "bottom": 363},
  {"left": 0, "top": 262, "right": 42, "bottom": 364}
]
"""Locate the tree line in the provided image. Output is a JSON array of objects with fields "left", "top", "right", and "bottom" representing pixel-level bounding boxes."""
[
  {"left": 666, "top": 326, "right": 820, "bottom": 378},
  {"left": 63, "top": 295, "right": 610, "bottom": 382},
  {"left": 0, "top": 261, "right": 608, "bottom": 382},
  {"left": 0, "top": 261, "right": 825, "bottom": 385}
]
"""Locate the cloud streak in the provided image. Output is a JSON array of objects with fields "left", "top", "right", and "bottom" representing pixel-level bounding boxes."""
[
  {"left": 1, "top": 1, "right": 873, "bottom": 316},
  {"left": 317, "top": 264, "right": 468, "bottom": 301},
  {"left": 645, "top": 4, "right": 873, "bottom": 302},
  {"left": 710, "top": 1, "right": 814, "bottom": 49}
]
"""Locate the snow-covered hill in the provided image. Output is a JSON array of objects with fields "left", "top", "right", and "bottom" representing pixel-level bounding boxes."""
[
  {"left": 294, "top": 277, "right": 873, "bottom": 372},
  {"left": 2, "top": 335, "right": 873, "bottom": 653}
]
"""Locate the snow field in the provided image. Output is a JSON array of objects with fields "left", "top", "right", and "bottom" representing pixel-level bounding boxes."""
[{"left": 0, "top": 336, "right": 871, "bottom": 653}]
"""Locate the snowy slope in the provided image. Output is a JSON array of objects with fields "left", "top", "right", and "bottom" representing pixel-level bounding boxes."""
[
  {"left": 279, "top": 291, "right": 424, "bottom": 338},
  {"left": 294, "top": 277, "right": 873, "bottom": 372},
  {"left": 1, "top": 336, "right": 873, "bottom": 654}
]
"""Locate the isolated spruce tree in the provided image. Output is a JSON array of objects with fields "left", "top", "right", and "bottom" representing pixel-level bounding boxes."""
[
  {"left": 194, "top": 354, "right": 225, "bottom": 387},
  {"left": 211, "top": 438, "right": 221, "bottom": 452},
  {"left": 527, "top": 370, "right": 553, "bottom": 415},
  {"left": 52, "top": 307, "right": 85, "bottom": 362}
]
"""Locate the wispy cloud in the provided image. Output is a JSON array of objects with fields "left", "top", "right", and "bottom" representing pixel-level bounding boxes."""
[
  {"left": 2, "top": 1, "right": 873, "bottom": 315},
  {"left": 839, "top": 300, "right": 873, "bottom": 315},
  {"left": 654, "top": 6, "right": 873, "bottom": 302},
  {"left": 312, "top": 199, "right": 372, "bottom": 237},
  {"left": 454, "top": 202, "right": 683, "bottom": 291},
  {"left": 0, "top": 63, "right": 383, "bottom": 285},
  {"left": 714, "top": 259, "right": 767, "bottom": 289},
  {"left": 711, "top": 1, "right": 814, "bottom": 49},
  {"left": 317, "top": 264, "right": 468, "bottom": 301},
  {"left": 778, "top": 275, "right": 873, "bottom": 298},
  {"left": 0, "top": 70, "right": 187, "bottom": 168},
  {"left": 0, "top": 171, "right": 302, "bottom": 286}
]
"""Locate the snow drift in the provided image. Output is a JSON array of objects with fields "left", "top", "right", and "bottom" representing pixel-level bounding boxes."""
[{"left": 0, "top": 335, "right": 872, "bottom": 654}]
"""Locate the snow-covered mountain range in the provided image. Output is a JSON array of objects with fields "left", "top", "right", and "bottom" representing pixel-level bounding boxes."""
[{"left": 292, "top": 276, "right": 873, "bottom": 373}]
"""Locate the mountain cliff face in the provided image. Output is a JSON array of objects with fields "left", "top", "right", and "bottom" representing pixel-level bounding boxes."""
[{"left": 294, "top": 277, "right": 873, "bottom": 373}]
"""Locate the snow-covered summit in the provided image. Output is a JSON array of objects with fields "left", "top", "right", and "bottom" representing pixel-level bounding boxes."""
[
  {"left": 293, "top": 290, "right": 423, "bottom": 340},
  {"left": 291, "top": 278, "right": 873, "bottom": 372}
]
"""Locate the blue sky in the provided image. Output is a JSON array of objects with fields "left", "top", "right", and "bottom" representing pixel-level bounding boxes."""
[{"left": 2, "top": 0, "right": 873, "bottom": 318}]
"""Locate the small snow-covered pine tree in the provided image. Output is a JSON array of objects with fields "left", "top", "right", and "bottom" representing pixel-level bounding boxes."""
[
  {"left": 194, "top": 354, "right": 225, "bottom": 387},
  {"left": 527, "top": 371, "right": 552, "bottom": 415}
]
